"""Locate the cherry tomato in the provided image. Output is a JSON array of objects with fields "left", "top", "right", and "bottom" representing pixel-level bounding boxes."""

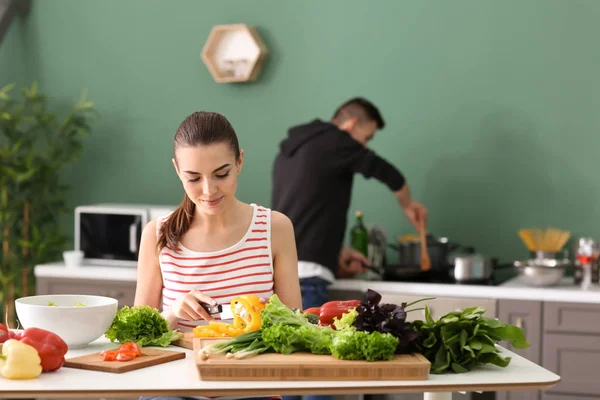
[
  {"left": 100, "top": 350, "right": 118, "bottom": 361},
  {"left": 116, "top": 351, "right": 137, "bottom": 361},
  {"left": 118, "top": 342, "right": 142, "bottom": 357}
]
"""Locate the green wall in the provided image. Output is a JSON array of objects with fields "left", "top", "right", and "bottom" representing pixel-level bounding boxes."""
[{"left": 2, "top": 0, "right": 600, "bottom": 265}]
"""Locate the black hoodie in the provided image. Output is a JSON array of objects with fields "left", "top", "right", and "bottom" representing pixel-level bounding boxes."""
[{"left": 271, "top": 119, "right": 406, "bottom": 277}]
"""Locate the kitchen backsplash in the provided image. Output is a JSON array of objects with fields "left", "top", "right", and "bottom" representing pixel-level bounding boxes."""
[{"left": 2, "top": 0, "right": 599, "bottom": 265}]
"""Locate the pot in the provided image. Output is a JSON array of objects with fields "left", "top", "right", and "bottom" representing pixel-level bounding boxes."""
[
  {"left": 388, "top": 234, "right": 460, "bottom": 269},
  {"left": 450, "top": 254, "right": 497, "bottom": 282}
]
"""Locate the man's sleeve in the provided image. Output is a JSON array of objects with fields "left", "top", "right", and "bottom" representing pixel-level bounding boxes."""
[{"left": 333, "top": 138, "right": 406, "bottom": 191}]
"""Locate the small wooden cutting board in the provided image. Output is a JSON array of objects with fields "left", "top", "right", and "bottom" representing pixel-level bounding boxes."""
[{"left": 64, "top": 347, "right": 186, "bottom": 373}]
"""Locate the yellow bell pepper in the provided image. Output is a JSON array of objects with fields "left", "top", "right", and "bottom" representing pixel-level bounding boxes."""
[
  {"left": 193, "top": 326, "right": 225, "bottom": 338},
  {"left": 230, "top": 295, "right": 263, "bottom": 332},
  {"left": 193, "top": 323, "right": 244, "bottom": 338},
  {"left": 0, "top": 339, "right": 43, "bottom": 380},
  {"left": 193, "top": 296, "right": 264, "bottom": 339}
]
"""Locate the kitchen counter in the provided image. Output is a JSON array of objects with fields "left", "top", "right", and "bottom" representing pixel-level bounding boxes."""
[
  {"left": 329, "top": 276, "right": 600, "bottom": 304},
  {"left": 0, "top": 336, "right": 560, "bottom": 400},
  {"left": 34, "top": 262, "right": 138, "bottom": 282},
  {"left": 34, "top": 262, "right": 600, "bottom": 304}
]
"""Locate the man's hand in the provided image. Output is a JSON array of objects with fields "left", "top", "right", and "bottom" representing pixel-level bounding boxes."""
[
  {"left": 402, "top": 201, "right": 428, "bottom": 232},
  {"left": 338, "top": 245, "right": 371, "bottom": 278},
  {"left": 393, "top": 185, "right": 429, "bottom": 231}
]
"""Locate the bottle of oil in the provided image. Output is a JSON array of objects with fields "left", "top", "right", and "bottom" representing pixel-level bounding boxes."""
[{"left": 350, "top": 210, "right": 369, "bottom": 257}]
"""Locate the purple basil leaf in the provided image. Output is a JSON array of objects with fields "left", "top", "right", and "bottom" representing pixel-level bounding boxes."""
[
  {"left": 380, "top": 303, "right": 397, "bottom": 313},
  {"left": 367, "top": 289, "right": 382, "bottom": 306}
]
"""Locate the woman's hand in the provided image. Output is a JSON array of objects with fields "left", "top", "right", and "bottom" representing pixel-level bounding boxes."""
[{"left": 166, "top": 289, "right": 218, "bottom": 322}]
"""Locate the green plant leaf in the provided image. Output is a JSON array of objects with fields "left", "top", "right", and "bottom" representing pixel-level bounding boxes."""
[
  {"left": 425, "top": 305, "right": 434, "bottom": 325},
  {"left": 459, "top": 329, "right": 468, "bottom": 348},
  {"left": 452, "top": 362, "right": 470, "bottom": 373},
  {"left": 478, "top": 353, "right": 511, "bottom": 368},
  {"left": 0, "top": 83, "right": 15, "bottom": 100}
]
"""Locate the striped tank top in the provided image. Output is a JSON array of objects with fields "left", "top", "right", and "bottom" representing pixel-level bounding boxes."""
[{"left": 157, "top": 203, "right": 275, "bottom": 332}]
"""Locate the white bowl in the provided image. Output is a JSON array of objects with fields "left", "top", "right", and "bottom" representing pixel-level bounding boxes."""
[{"left": 15, "top": 294, "right": 118, "bottom": 349}]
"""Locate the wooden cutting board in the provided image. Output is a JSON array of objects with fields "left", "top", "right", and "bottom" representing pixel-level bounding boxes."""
[
  {"left": 172, "top": 332, "right": 230, "bottom": 350},
  {"left": 64, "top": 347, "right": 186, "bottom": 373},
  {"left": 194, "top": 338, "right": 430, "bottom": 381},
  {"left": 172, "top": 332, "right": 195, "bottom": 350}
]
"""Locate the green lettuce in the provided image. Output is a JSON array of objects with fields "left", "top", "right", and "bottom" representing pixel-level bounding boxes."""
[{"left": 105, "top": 305, "right": 183, "bottom": 347}]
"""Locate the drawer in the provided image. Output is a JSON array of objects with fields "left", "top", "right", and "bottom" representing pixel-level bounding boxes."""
[
  {"left": 36, "top": 277, "right": 137, "bottom": 308},
  {"left": 542, "top": 333, "right": 600, "bottom": 396},
  {"left": 544, "top": 302, "right": 600, "bottom": 335},
  {"left": 543, "top": 394, "right": 600, "bottom": 400},
  {"left": 378, "top": 293, "right": 497, "bottom": 321}
]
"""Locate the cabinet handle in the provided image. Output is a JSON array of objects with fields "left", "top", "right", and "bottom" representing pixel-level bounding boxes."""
[{"left": 515, "top": 316, "right": 524, "bottom": 330}]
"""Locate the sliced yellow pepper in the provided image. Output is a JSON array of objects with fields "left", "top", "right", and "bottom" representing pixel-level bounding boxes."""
[
  {"left": 0, "top": 339, "right": 43, "bottom": 380},
  {"left": 193, "top": 322, "right": 245, "bottom": 338},
  {"left": 231, "top": 295, "right": 263, "bottom": 332},
  {"left": 193, "top": 296, "right": 264, "bottom": 338}
]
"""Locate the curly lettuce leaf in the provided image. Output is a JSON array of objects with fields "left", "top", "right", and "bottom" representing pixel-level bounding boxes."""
[
  {"left": 105, "top": 305, "right": 183, "bottom": 347},
  {"left": 331, "top": 330, "right": 399, "bottom": 362}
]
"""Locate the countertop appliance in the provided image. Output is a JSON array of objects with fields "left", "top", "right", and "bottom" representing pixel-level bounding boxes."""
[{"left": 75, "top": 203, "right": 175, "bottom": 267}]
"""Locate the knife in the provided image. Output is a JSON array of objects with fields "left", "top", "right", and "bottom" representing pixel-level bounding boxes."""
[{"left": 200, "top": 303, "right": 235, "bottom": 320}]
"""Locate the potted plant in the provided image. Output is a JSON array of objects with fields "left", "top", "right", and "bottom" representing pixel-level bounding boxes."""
[{"left": 0, "top": 81, "right": 96, "bottom": 327}]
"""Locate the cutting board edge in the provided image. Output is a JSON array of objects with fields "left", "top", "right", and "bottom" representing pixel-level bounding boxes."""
[
  {"left": 193, "top": 337, "right": 431, "bottom": 381},
  {"left": 173, "top": 332, "right": 227, "bottom": 350}
]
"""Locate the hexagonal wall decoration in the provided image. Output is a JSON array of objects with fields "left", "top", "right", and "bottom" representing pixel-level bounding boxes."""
[{"left": 201, "top": 24, "right": 269, "bottom": 83}]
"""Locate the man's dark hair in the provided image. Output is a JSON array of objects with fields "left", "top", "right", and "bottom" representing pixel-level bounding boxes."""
[{"left": 332, "top": 97, "right": 385, "bottom": 129}]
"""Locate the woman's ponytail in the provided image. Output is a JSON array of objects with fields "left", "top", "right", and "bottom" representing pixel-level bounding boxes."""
[{"left": 157, "top": 193, "right": 196, "bottom": 252}]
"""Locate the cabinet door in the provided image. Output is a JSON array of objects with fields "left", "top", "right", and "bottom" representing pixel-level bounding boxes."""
[
  {"left": 544, "top": 302, "right": 600, "bottom": 335},
  {"left": 543, "top": 394, "right": 600, "bottom": 400},
  {"left": 36, "top": 277, "right": 137, "bottom": 308},
  {"left": 497, "top": 300, "right": 542, "bottom": 364},
  {"left": 542, "top": 333, "right": 600, "bottom": 397},
  {"left": 495, "top": 300, "right": 542, "bottom": 400}
]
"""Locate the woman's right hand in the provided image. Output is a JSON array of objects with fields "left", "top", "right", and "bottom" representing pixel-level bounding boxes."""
[{"left": 167, "top": 289, "right": 218, "bottom": 322}]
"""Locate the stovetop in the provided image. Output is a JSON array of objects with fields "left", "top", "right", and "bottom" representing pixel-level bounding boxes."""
[{"left": 381, "top": 263, "right": 518, "bottom": 286}]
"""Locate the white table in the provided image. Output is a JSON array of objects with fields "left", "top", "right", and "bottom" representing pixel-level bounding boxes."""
[{"left": 0, "top": 337, "right": 560, "bottom": 400}]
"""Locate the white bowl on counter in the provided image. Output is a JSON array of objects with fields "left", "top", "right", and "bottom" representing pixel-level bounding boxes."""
[{"left": 15, "top": 294, "right": 118, "bottom": 349}]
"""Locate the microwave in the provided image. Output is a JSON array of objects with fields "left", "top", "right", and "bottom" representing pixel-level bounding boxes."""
[{"left": 75, "top": 203, "right": 176, "bottom": 267}]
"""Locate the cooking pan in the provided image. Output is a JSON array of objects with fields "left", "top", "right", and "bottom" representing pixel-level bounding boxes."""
[
  {"left": 388, "top": 233, "right": 462, "bottom": 269},
  {"left": 382, "top": 264, "right": 450, "bottom": 283}
]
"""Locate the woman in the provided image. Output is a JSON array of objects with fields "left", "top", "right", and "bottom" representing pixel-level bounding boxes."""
[{"left": 134, "top": 111, "right": 302, "bottom": 400}]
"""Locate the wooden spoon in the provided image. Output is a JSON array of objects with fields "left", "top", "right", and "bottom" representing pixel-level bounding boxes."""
[{"left": 419, "top": 219, "right": 431, "bottom": 272}]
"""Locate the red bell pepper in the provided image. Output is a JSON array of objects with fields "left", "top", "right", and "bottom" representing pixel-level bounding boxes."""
[
  {"left": 0, "top": 323, "right": 9, "bottom": 344},
  {"left": 318, "top": 300, "right": 362, "bottom": 327},
  {"left": 14, "top": 327, "right": 69, "bottom": 372},
  {"left": 303, "top": 307, "right": 321, "bottom": 316}
]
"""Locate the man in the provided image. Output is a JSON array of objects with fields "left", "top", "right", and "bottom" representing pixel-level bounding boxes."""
[{"left": 271, "top": 97, "right": 428, "bottom": 311}]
